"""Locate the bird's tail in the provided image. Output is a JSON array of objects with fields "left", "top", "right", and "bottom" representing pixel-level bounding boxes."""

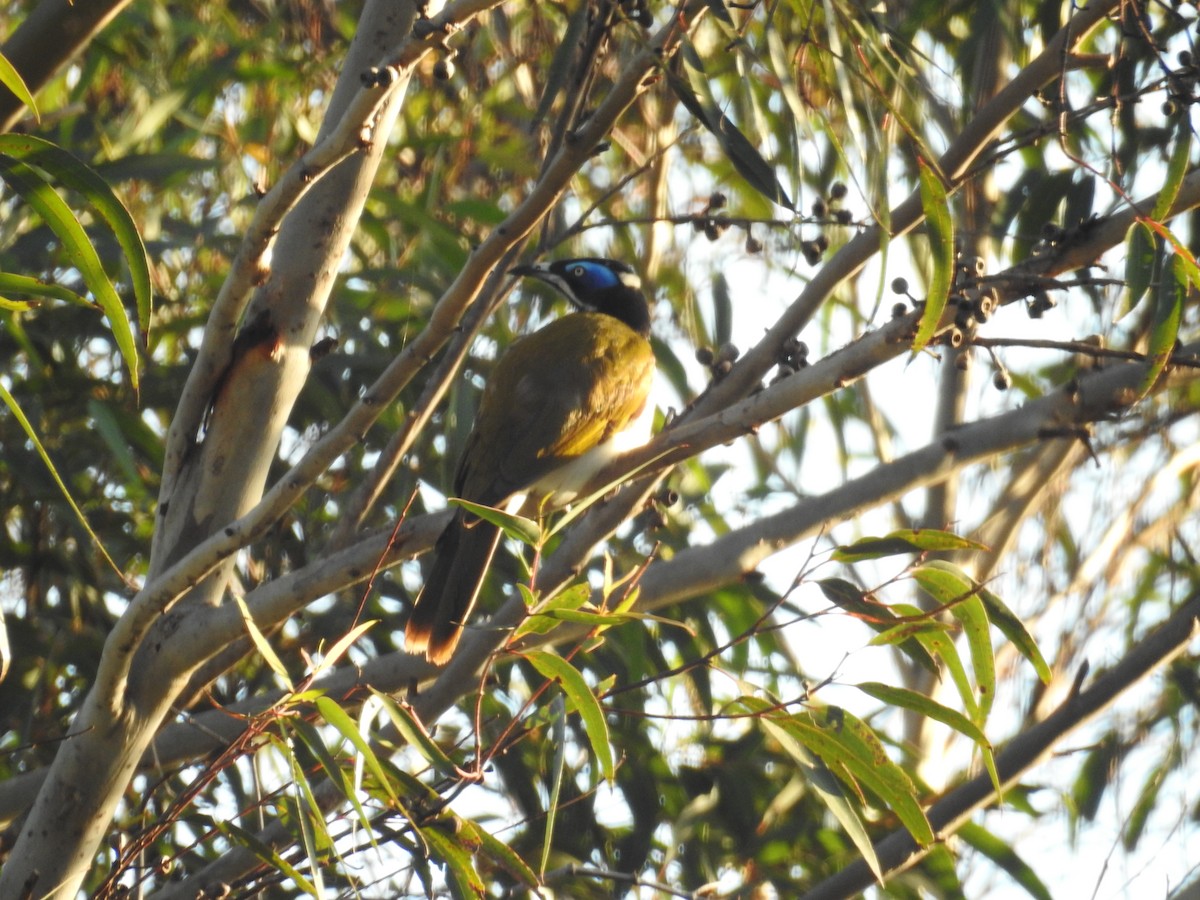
[{"left": 404, "top": 512, "right": 503, "bottom": 664}]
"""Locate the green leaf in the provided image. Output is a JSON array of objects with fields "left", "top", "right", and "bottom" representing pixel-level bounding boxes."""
[
  {"left": 469, "top": 821, "right": 539, "bottom": 889},
  {"left": 754, "top": 699, "right": 935, "bottom": 847},
  {"left": 512, "top": 582, "right": 591, "bottom": 638},
  {"left": 858, "top": 681, "right": 1000, "bottom": 794},
  {"left": 88, "top": 399, "right": 143, "bottom": 491},
  {"left": 715, "top": 114, "right": 795, "bottom": 210},
  {"left": 668, "top": 55, "right": 794, "bottom": 210},
  {"left": 0, "top": 153, "right": 141, "bottom": 391},
  {"left": 0, "top": 134, "right": 153, "bottom": 347},
  {"left": 217, "top": 821, "right": 319, "bottom": 896},
  {"left": 1152, "top": 116, "right": 1192, "bottom": 222},
  {"left": 1071, "top": 733, "right": 1120, "bottom": 824},
  {"left": 371, "top": 691, "right": 459, "bottom": 777},
  {"left": 533, "top": 1, "right": 590, "bottom": 124},
  {"left": 0, "top": 271, "right": 90, "bottom": 307},
  {"left": 857, "top": 682, "right": 986, "bottom": 744},
  {"left": 895, "top": 600, "right": 979, "bottom": 722},
  {"left": 0, "top": 381, "right": 123, "bottom": 578},
  {"left": 314, "top": 695, "right": 400, "bottom": 807},
  {"left": 760, "top": 715, "right": 883, "bottom": 883},
  {"left": 0, "top": 52, "right": 37, "bottom": 121},
  {"left": 541, "top": 693, "right": 566, "bottom": 876},
  {"left": 309, "top": 620, "right": 375, "bottom": 679},
  {"left": 912, "top": 562, "right": 995, "bottom": 722},
  {"left": 1123, "top": 756, "right": 1172, "bottom": 851},
  {"left": 912, "top": 159, "right": 954, "bottom": 353},
  {"left": 285, "top": 718, "right": 379, "bottom": 841},
  {"left": 233, "top": 595, "right": 292, "bottom": 688},
  {"left": 537, "top": 606, "right": 637, "bottom": 627},
  {"left": 978, "top": 586, "right": 1051, "bottom": 684},
  {"left": 422, "top": 818, "right": 487, "bottom": 898},
  {"left": 818, "top": 578, "right": 939, "bottom": 674},
  {"left": 833, "top": 528, "right": 987, "bottom": 562},
  {"left": 1136, "top": 252, "right": 1185, "bottom": 402},
  {"left": 712, "top": 271, "right": 733, "bottom": 347},
  {"left": 525, "top": 650, "right": 615, "bottom": 783},
  {"left": 868, "top": 617, "right": 954, "bottom": 648},
  {"left": 272, "top": 734, "right": 335, "bottom": 886},
  {"left": 449, "top": 497, "right": 542, "bottom": 544},
  {"left": 1122, "top": 222, "right": 1157, "bottom": 317},
  {"left": 516, "top": 582, "right": 640, "bottom": 638},
  {"left": 958, "top": 822, "right": 1053, "bottom": 900},
  {"left": 765, "top": 29, "right": 808, "bottom": 127}
]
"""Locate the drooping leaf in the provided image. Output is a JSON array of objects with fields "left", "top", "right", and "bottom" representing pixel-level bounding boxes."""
[
  {"left": 958, "top": 822, "right": 1054, "bottom": 900},
  {"left": 668, "top": 53, "right": 794, "bottom": 210},
  {"left": 526, "top": 650, "right": 615, "bottom": 783},
  {"left": 0, "top": 380, "right": 122, "bottom": 578},
  {"left": 371, "top": 690, "right": 460, "bottom": 777},
  {"left": 712, "top": 271, "right": 733, "bottom": 347},
  {"left": 541, "top": 693, "right": 566, "bottom": 876},
  {"left": 0, "top": 154, "right": 141, "bottom": 392},
  {"left": 0, "top": 52, "right": 37, "bottom": 121},
  {"left": 285, "top": 717, "right": 380, "bottom": 840},
  {"left": 912, "top": 562, "right": 995, "bottom": 722},
  {"left": 833, "top": 528, "right": 987, "bottom": 562},
  {"left": 466, "top": 821, "right": 540, "bottom": 889},
  {"left": 422, "top": 817, "right": 488, "bottom": 898},
  {"left": 0, "top": 271, "right": 90, "bottom": 307},
  {"left": 1151, "top": 116, "right": 1192, "bottom": 222},
  {"left": 0, "top": 134, "right": 153, "bottom": 349},
  {"left": 761, "top": 714, "right": 883, "bottom": 883},
  {"left": 217, "top": 821, "right": 319, "bottom": 897},
  {"left": 1122, "top": 221, "right": 1158, "bottom": 317},
  {"left": 1135, "top": 251, "right": 1185, "bottom": 402},
  {"left": 1123, "top": 755, "right": 1173, "bottom": 851},
  {"left": 233, "top": 595, "right": 292, "bottom": 689},
  {"left": 449, "top": 497, "right": 542, "bottom": 544},
  {"left": 819, "top": 578, "right": 939, "bottom": 674},
  {"left": 314, "top": 695, "right": 400, "bottom": 807},
  {"left": 895, "top": 600, "right": 979, "bottom": 723},
  {"left": 858, "top": 681, "right": 1000, "bottom": 793},
  {"left": 912, "top": 159, "right": 954, "bottom": 353},
  {"left": 273, "top": 734, "right": 336, "bottom": 886},
  {"left": 702, "top": 0, "right": 735, "bottom": 26},
  {"left": 978, "top": 586, "right": 1051, "bottom": 684}
]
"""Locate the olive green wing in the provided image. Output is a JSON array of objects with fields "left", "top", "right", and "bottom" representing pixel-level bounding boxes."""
[{"left": 456, "top": 313, "right": 654, "bottom": 504}]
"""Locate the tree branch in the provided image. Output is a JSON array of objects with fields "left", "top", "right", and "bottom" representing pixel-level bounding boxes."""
[{"left": 801, "top": 588, "right": 1200, "bottom": 900}]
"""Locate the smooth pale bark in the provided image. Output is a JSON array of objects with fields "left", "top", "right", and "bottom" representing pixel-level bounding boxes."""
[{"left": 0, "top": 3, "right": 420, "bottom": 895}]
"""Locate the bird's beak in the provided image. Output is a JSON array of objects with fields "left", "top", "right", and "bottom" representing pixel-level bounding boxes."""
[{"left": 510, "top": 262, "right": 546, "bottom": 278}]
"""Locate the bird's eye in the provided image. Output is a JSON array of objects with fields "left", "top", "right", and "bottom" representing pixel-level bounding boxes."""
[{"left": 572, "top": 266, "right": 585, "bottom": 277}]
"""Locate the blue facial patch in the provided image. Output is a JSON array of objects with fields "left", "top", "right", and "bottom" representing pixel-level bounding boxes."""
[{"left": 561, "top": 259, "right": 623, "bottom": 292}]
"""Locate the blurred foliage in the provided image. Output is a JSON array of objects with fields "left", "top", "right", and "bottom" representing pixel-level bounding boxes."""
[{"left": 3, "top": 0, "right": 1200, "bottom": 897}]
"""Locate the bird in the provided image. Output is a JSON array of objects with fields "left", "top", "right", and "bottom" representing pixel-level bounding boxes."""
[{"left": 404, "top": 258, "right": 656, "bottom": 664}]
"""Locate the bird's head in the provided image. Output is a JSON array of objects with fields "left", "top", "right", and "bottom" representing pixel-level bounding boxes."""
[{"left": 511, "top": 258, "right": 651, "bottom": 336}]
